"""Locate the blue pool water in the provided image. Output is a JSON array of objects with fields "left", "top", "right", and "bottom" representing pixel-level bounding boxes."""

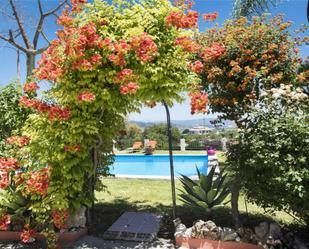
[{"left": 110, "top": 155, "right": 208, "bottom": 177}]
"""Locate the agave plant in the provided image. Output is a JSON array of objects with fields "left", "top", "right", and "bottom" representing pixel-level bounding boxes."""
[{"left": 178, "top": 166, "right": 231, "bottom": 213}]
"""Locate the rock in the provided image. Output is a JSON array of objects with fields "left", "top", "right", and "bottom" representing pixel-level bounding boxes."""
[
  {"left": 219, "top": 227, "right": 238, "bottom": 241},
  {"left": 191, "top": 220, "right": 220, "bottom": 240},
  {"left": 283, "top": 232, "right": 308, "bottom": 249},
  {"left": 67, "top": 206, "right": 87, "bottom": 228},
  {"left": 268, "top": 222, "right": 282, "bottom": 240},
  {"left": 293, "top": 236, "right": 308, "bottom": 249},
  {"left": 237, "top": 227, "right": 256, "bottom": 243},
  {"left": 183, "top": 227, "right": 192, "bottom": 238},
  {"left": 173, "top": 218, "right": 187, "bottom": 237},
  {"left": 255, "top": 222, "right": 270, "bottom": 243}
]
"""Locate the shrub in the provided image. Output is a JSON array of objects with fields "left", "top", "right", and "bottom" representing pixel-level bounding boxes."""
[
  {"left": 0, "top": 81, "right": 30, "bottom": 156},
  {"left": 227, "top": 85, "right": 309, "bottom": 225}
]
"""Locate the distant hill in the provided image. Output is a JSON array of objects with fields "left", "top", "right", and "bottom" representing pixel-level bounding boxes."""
[{"left": 130, "top": 118, "right": 235, "bottom": 130}]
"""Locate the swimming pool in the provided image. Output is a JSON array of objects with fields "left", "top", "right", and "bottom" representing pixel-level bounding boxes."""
[{"left": 110, "top": 155, "right": 208, "bottom": 178}]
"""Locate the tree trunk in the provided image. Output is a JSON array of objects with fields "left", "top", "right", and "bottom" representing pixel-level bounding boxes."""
[
  {"left": 26, "top": 53, "right": 35, "bottom": 78},
  {"left": 231, "top": 181, "right": 241, "bottom": 228},
  {"left": 17, "top": 49, "right": 21, "bottom": 83}
]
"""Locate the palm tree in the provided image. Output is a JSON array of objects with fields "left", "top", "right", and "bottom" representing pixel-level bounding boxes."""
[
  {"left": 232, "top": 0, "right": 279, "bottom": 17},
  {"left": 232, "top": 0, "right": 309, "bottom": 22}
]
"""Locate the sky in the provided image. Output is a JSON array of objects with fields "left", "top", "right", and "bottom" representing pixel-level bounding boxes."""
[{"left": 0, "top": 0, "right": 308, "bottom": 121}]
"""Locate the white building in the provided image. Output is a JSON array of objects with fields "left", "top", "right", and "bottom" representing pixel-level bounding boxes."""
[{"left": 188, "top": 126, "right": 214, "bottom": 135}]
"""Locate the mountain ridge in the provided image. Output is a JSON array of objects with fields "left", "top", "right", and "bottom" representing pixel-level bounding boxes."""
[{"left": 130, "top": 118, "right": 235, "bottom": 129}]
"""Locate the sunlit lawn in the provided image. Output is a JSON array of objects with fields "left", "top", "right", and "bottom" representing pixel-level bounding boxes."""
[
  {"left": 96, "top": 178, "right": 293, "bottom": 224},
  {"left": 91, "top": 152, "right": 306, "bottom": 240}
]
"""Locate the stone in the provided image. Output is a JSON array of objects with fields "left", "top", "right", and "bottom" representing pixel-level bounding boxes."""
[
  {"left": 173, "top": 218, "right": 187, "bottom": 237},
  {"left": 237, "top": 227, "right": 256, "bottom": 243},
  {"left": 183, "top": 227, "right": 192, "bottom": 238},
  {"left": 67, "top": 206, "right": 87, "bottom": 228},
  {"left": 254, "top": 222, "right": 270, "bottom": 243},
  {"left": 283, "top": 232, "right": 308, "bottom": 249},
  {"left": 191, "top": 220, "right": 220, "bottom": 240},
  {"left": 293, "top": 235, "right": 308, "bottom": 249},
  {"left": 219, "top": 227, "right": 238, "bottom": 241},
  {"left": 268, "top": 222, "right": 282, "bottom": 240}
]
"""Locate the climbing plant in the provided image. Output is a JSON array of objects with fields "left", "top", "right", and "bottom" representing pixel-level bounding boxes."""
[
  {"left": 0, "top": 0, "right": 206, "bottom": 247},
  {"left": 193, "top": 15, "right": 307, "bottom": 124}
]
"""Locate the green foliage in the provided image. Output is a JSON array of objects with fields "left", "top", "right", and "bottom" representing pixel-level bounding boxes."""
[
  {"left": 143, "top": 124, "right": 181, "bottom": 149},
  {"left": 0, "top": 1, "right": 199, "bottom": 245},
  {"left": 179, "top": 167, "right": 231, "bottom": 213},
  {"left": 0, "top": 81, "right": 30, "bottom": 156},
  {"left": 227, "top": 87, "right": 309, "bottom": 225},
  {"left": 116, "top": 123, "right": 143, "bottom": 149},
  {"left": 0, "top": 189, "right": 27, "bottom": 221}
]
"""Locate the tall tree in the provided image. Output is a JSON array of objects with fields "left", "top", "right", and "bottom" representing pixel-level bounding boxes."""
[
  {"left": 232, "top": 0, "right": 281, "bottom": 18},
  {"left": 0, "top": 0, "right": 67, "bottom": 78},
  {"left": 232, "top": 0, "right": 309, "bottom": 21}
]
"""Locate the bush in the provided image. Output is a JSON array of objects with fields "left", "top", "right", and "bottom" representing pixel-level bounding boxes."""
[
  {"left": 0, "top": 81, "right": 30, "bottom": 156},
  {"left": 227, "top": 85, "right": 309, "bottom": 225},
  {"left": 143, "top": 124, "right": 181, "bottom": 150}
]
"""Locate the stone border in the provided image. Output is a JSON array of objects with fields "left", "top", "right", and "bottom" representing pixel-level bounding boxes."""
[
  {"left": 175, "top": 237, "right": 263, "bottom": 249},
  {"left": 0, "top": 227, "right": 88, "bottom": 243}
]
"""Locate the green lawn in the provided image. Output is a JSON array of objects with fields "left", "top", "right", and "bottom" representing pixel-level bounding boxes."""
[
  {"left": 96, "top": 178, "right": 292, "bottom": 223},
  {"left": 92, "top": 178, "right": 304, "bottom": 239},
  {"left": 91, "top": 152, "right": 306, "bottom": 240}
]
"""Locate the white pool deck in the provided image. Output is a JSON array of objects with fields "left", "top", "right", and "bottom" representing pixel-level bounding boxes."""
[{"left": 114, "top": 174, "right": 199, "bottom": 180}]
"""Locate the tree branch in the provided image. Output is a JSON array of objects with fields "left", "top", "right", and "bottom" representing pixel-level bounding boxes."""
[
  {"left": 40, "top": 30, "right": 51, "bottom": 45},
  {"left": 9, "top": 0, "right": 31, "bottom": 48},
  {"left": 0, "top": 32, "right": 27, "bottom": 52},
  {"left": 33, "top": 0, "right": 67, "bottom": 49},
  {"left": 44, "top": 0, "right": 67, "bottom": 16},
  {"left": 35, "top": 45, "right": 48, "bottom": 55}
]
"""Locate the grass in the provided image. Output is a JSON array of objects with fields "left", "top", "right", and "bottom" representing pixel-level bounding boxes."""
[
  {"left": 96, "top": 178, "right": 292, "bottom": 223},
  {"left": 93, "top": 178, "right": 308, "bottom": 241},
  {"left": 91, "top": 152, "right": 307, "bottom": 241}
]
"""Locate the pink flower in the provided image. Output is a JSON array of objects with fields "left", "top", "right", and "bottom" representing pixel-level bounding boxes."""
[
  {"left": 23, "top": 82, "right": 39, "bottom": 93},
  {"left": 77, "top": 91, "right": 96, "bottom": 102},
  {"left": 200, "top": 42, "right": 225, "bottom": 61},
  {"left": 120, "top": 82, "right": 139, "bottom": 95},
  {"left": 0, "top": 157, "right": 20, "bottom": 172},
  {"left": 52, "top": 210, "right": 70, "bottom": 229},
  {"left": 64, "top": 145, "right": 81, "bottom": 152},
  {"left": 190, "top": 60, "right": 204, "bottom": 74},
  {"left": 90, "top": 54, "right": 102, "bottom": 65},
  {"left": 130, "top": 33, "right": 158, "bottom": 62},
  {"left": 203, "top": 12, "right": 219, "bottom": 21},
  {"left": 0, "top": 214, "right": 11, "bottom": 231},
  {"left": 175, "top": 36, "right": 200, "bottom": 53},
  {"left": 6, "top": 136, "right": 30, "bottom": 147},
  {"left": 0, "top": 172, "right": 9, "bottom": 189},
  {"left": 114, "top": 69, "right": 135, "bottom": 83},
  {"left": 26, "top": 168, "right": 49, "bottom": 196},
  {"left": 166, "top": 10, "right": 198, "bottom": 29},
  {"left": 189, "top": 91, "right": 209, "bottom": 114},
  {"left": 20, "top": 225, "right": 36, "bottom": 243}
]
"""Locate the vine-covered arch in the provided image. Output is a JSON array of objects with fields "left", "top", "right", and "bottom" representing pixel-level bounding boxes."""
[
  {"left": 0, "top": 0, "right": 306, "bottom": 248},
  {"left": 1, "top": 0, "right": 205, "bottom": 247}
]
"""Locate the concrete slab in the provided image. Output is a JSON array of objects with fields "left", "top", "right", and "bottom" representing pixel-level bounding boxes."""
[{"left": 103, "top": 212, "right": 163, "bottom": 242}]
